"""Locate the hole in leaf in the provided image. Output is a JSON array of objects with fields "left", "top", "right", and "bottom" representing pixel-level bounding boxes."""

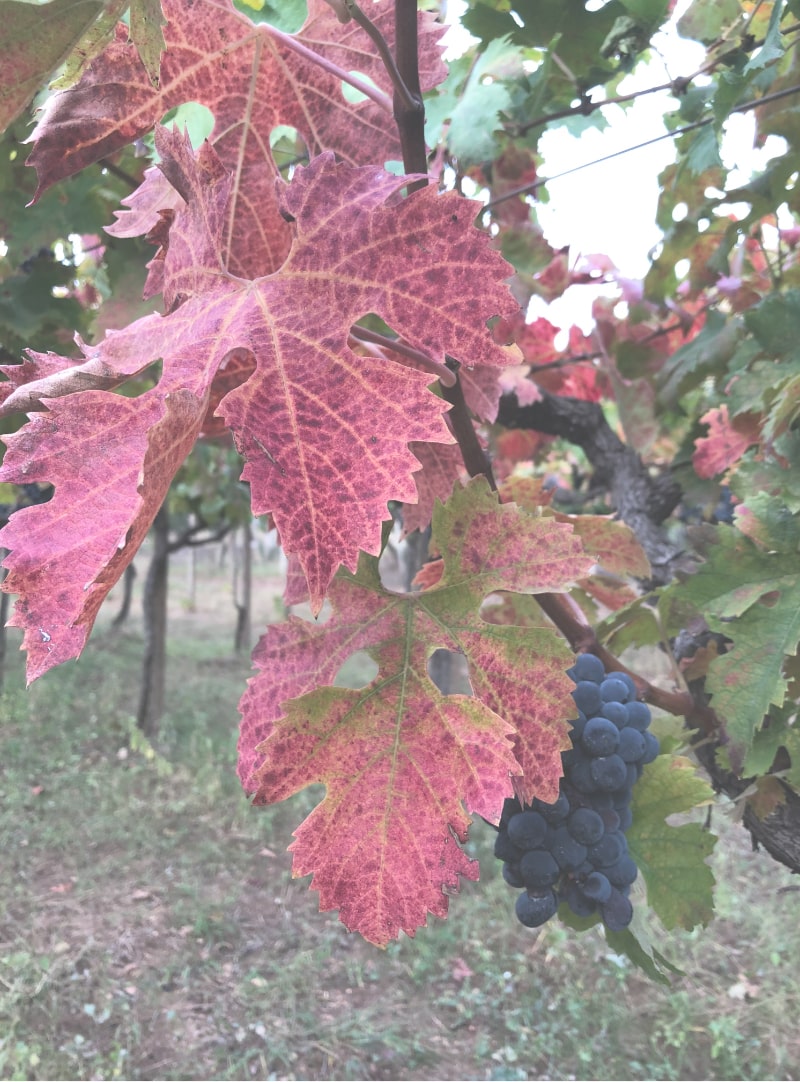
[
  {"left": 675, "top": 257, "right": 691, "bottom": 280},
  {"left": 341, "top": 71, "right": 380, "bottom": 105},
  {"left": 269, "top": 126, "right": 309, "bottom": 178},
  {"left": 334, "top": 651, "right": 379, "bottom": 689},
  {"left": 232, "top": 0, "right": 307, "bottom": 33},
  {"left": 428, "top": 649, "right": 472, "bottom": 696},
  {"left": 671, "top": 202, "right": 688, "bottom": 223},
  {"left": 159, "top": 102, "right": 214, "bottom": 148}
]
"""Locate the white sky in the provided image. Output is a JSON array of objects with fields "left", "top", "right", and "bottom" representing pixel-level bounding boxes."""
[{"left": 442, "top": 0, "right": 786, "bottom": 294}]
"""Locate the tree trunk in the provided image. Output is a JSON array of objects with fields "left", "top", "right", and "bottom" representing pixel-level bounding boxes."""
[
  {"left": 137, "top": 505, "right": 170, "bottom": 737},
  {"left": 111, "top": 561, "right": 137, "bottom": 629},
  {"left": 233, "top": 519, "right": 253, "bottom": 653},
  {"left": 186, "top": 539, "right": 197, "bottom": 612}
]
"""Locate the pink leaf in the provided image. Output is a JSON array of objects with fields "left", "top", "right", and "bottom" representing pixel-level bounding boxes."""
[
  {"left": 238, "top": 479, "right": 593, "bottom": 942},
  {"left": 1, "top": 135, "right": 518, "bottom": 675}
]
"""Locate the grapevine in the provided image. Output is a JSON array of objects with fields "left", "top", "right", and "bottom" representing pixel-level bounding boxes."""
[{"left": 0, "top": 0, "right": 799, "bottom": 967}]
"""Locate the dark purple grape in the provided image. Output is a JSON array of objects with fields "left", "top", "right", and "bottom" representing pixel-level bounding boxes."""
[
  {"left": 549, "top": 826, "right": 588, "bottom": 871},
  {"left": 516, "top": 889, "right": 558, "bottom": 928},
  {"left": 598, "top": 701, "right": 628, "bottom": 729},
  {"left": 573, "top": 653, "right": 606, "bottom": 684},
  {"left": 600, "top": 677, "right": 631, "bottom": 704},
  {"left": 588, "top": 831, "right": 625, "bottom": 868},
  {"left": 494, "top": 832, "right": 523, "bottom": 863},
  {"left": 507, "top": 811, "right": 547, "bottom": 850},
  {"left": 573, "top": 681, "right": 603, "bottom": 716},
  {"left": 570, "top": 758, "right": 599, "bottom": 794},
  {"left": 591, "top": 754, "right": 628, "bottom": 792},
  {"left": 582, "top": 871, "right": 612, "bottom": 903},
  {"left": 535, "top": 791, "right": 571, "bottom": 824},
  {"left": 607, "top": 854, "right": 638, "bottom": 888},
  {"left": 502, "top": 862, "right": 524, "bottom": 888},
  {"left": 600, "top": 888, "right": 634, "bottom": 931},
  {"left": 567, "top": 807, "right": 604, "bottom": 846},
  {"left": 641, "top": 730, "right": 660, "bottom": 764},
  {"left": 624, "top": 701, "right": 652, "bottom": 732},
  {"left": 618, "top": 727, "right": 646, "bottom": 763},
  {"left": 582, "top": 717, "right": 620, "bottom": 757},
  {"left": 614, "top": 672, "right": 638, "bottom": 701},
  {"left": 520, "top": 849, "right": 560, "bottom": 890}
]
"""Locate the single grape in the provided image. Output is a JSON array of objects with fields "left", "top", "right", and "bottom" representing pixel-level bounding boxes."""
[
  {"left": 591, "top": 754, "right": 628, "bottom": 792},
  {"left": 614, "top": 672, "right": 638, "bottom": 701},
  {"left": 618, "top": 806, "right": 633, "bottom": 831},
  {"left": 535, "top": 791, "right": 571, "bottom": 824},
  {"left": 600, "top": 888, "right": 634, "bottom": 931},
  {"left": 520, "top": 848, "right": 560, "bottom": 890},
  {"left": 572, "top": 681, "right": 603, "bottom": 716},
  {"left": 507, "top": 810, "right": 548, "bottom": 851},
  {"left": 503, "top": 862, "right": 525, "bottom": 888},
  {"left": 624, "top": 700, "right": 652, "bottom": 732},
  {"left": 549, "top": 826, "right": 588, "bottom": 871},
  {"left": 641, "top": 730, "right": 660, "bottom": 764},
  {"left": 607, "top": 854, "right": 638, "bottom": 888},
  {"left": 516, "top": 889, "right": 558, "bottom": 928},
  {"left": 582, "top": 717, "right": 620, "bottom": 757},
  {"left": 582, "top": 871, "right": 612, "bottom": 903},
  {"left": 588, "top": 831, "right": 626, "bottom": 868},
  {"left": 617, "top": 727, "right": 646, "bottom": 763},
  {"left": 494, "top": 831, "right": 523, "bottom": 863},
  {"left": 567, "top": 807, "right": 604, "bottom": 846},
  {"left": 598, "top": 701, "right": 628, "bottom": 730},
  {"left": 570, "top": 758, "right": 599, "bottom": 794},
  {"left": 573, "top": 653, "right": 606, "bottom": 684},
  {"left": 600, "top": 677, "right": 631, "bottom": 703}
]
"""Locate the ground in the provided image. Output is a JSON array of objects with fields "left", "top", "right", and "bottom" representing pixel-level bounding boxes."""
[{"left": 1, "top": 543, "right": 799, "bottom": 1081}]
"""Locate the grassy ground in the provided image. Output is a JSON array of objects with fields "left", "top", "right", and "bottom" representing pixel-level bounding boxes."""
[{"left": 1, "top": 548, "right": 799, "bottom": 1081}]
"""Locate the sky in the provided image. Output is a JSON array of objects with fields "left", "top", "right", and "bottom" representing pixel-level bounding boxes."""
[{"left": 441, "top": 0, "right": 786, "bottom": 291}]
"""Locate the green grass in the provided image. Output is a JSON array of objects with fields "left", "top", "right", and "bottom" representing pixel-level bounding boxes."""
[{"left": 1, "top": 566, "right": 800, "bottom": 1080}]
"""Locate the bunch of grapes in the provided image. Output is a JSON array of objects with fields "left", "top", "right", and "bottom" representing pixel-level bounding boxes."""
[{"left": 495, "top": 653, "right": 659, "bottom": 932}]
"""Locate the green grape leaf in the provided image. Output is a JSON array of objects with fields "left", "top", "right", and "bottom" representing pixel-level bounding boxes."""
[
  {"left": 628, "top": 755, "right": 716, "bottom": 930},
  {"left": 662, "top": 529, "right": 800, "bottom": 754}
]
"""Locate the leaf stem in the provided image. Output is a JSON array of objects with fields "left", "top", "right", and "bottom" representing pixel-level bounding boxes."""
[
  {"left": 261, "top": 23, "right": 393, "bottom": 114},
  {"left": 345, "top": 0, "right": 420, "bottom": 114},
  {"left": 440, "top": 362, "right": 496, "bottom": 489},
  {"left": 393, "top": 0, "right": 427, "bottom": 183},
  {"left": 349, "top": 325, "right": 456, "bottom": 386}
]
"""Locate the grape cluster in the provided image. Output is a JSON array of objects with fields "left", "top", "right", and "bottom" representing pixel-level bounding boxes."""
[{"left": 495, "top": 653, "right": 659, "bottom": 932}]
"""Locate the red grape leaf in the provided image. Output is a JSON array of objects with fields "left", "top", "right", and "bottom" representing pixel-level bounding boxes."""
[
  {"left": 402, "top": 440, "right": 465, "bottom": 536},
  {"left": 27, "top": 0, "right": 446, "bottom": 277},
  {"left": 238, "top": 478, "right": 593, "bottom": 943},
  {"left": 693, "top": 404, "right": 761, "bottom": 478},
  {"left": 0, "top": 133, "right": 519, "bottom": 677},
  {"left": 500, "top": 476, "right": 651, "bottom": 579}
]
